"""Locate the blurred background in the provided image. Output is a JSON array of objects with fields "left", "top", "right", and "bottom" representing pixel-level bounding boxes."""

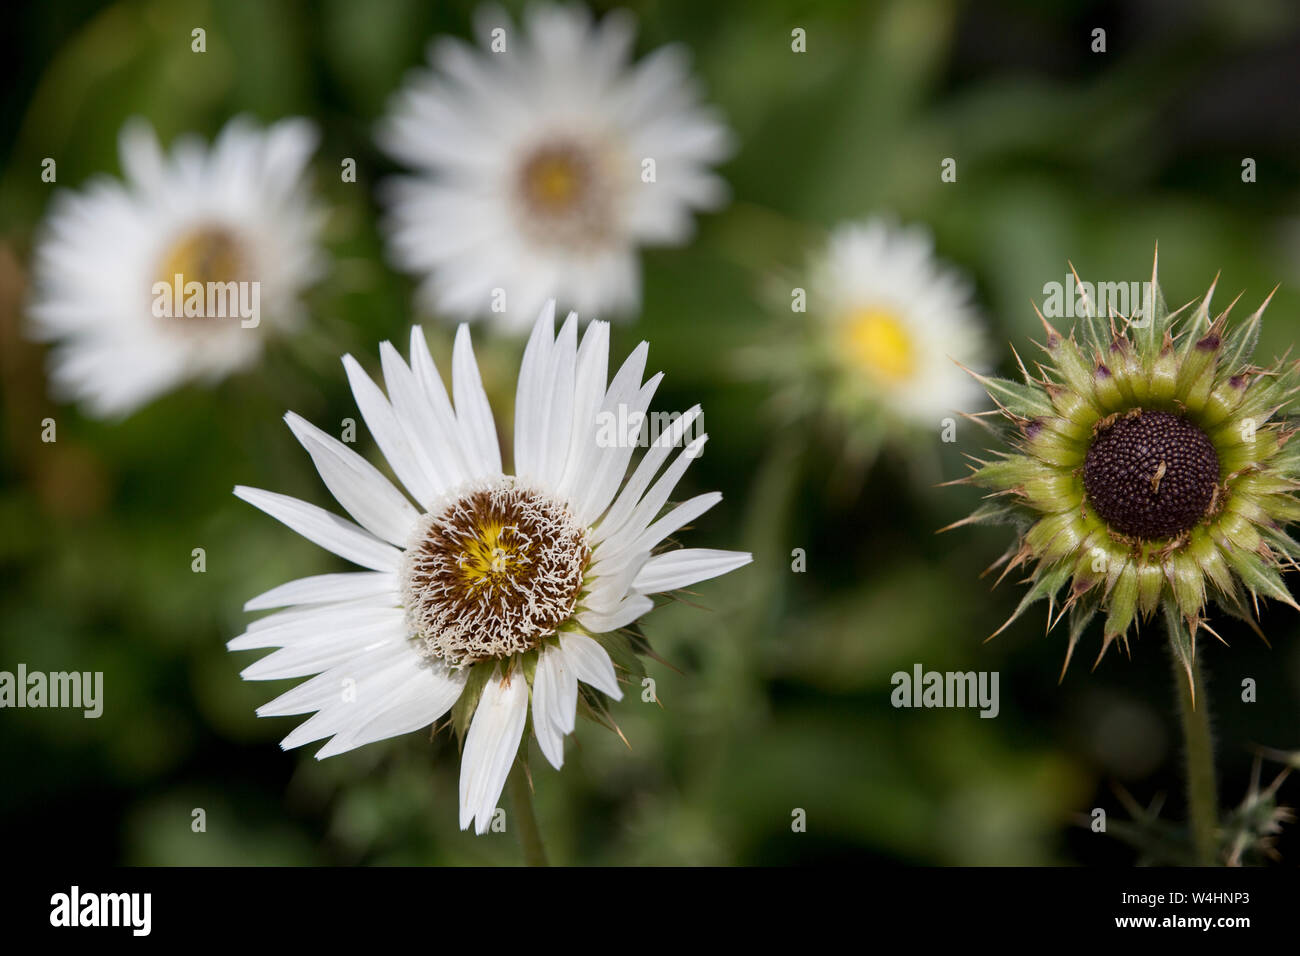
[{"left": 2, "top": 0, "right": 1299, "bottom": 865}]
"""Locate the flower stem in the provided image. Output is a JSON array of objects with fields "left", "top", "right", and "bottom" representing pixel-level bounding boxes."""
[
  {"left": 1171, "top": 648, "right": 1219, "bottom": 866},
  {"left": 508, "top": 761, "right": 548, "bottom": 867}
]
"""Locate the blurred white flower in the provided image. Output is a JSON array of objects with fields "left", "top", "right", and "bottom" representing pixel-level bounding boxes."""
[
  {"left": 376, "top": 2, "right": 733, "bottom": 331},
  {"left": 810, "top": 219, "right": 987, "bottom": 428},
  {"left": 26, "top": 116, "right": 325, "bottom": 418},
  {"left": 231, "top": 301, "right": 750, "bottom": 834}
]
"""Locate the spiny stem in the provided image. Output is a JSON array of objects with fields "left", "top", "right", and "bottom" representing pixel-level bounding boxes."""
[
  {"left": 508, "top": 760, "right": 548, "bottom": 867},
  {"left": 1171, "top": 648, "right": 1219, "bottom": 866}
]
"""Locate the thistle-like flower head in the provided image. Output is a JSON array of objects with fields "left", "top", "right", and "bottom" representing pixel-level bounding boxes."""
[{"left": 949, "top": 250, "right": 1300, "bottom": 691}]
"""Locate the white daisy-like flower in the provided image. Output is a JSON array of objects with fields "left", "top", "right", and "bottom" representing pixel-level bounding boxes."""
[
  {"left": 231, "top": 301, "right": 751, "bottom": 834},
  {"left": 26, "top": 116, "right": 325, "bottom": 418},
  {"left": 810, "top": 218, "right": 986, "bottom": 427},
  {"left": 376, "top": 2, "right": 733, "bottom": 330}
]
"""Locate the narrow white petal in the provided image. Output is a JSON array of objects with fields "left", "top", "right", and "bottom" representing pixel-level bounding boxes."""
[
  {"left": 513, "top": 300, "right": 556, "bottom": 480},
  {"left": 257, "top": 639, "right": 414, "bottom": 718},
  {"left": 285, "top": 412, "right": 419, "bottom": 545},
  {"left": 343, "top": 355, "right": 442, "bottom": 508},
  {"left": 234, "top": 485, "right": 401, "bottom": 572},
  {"left": 632, "top": 548, "right": 752, "bottom": 594},
  {"left": 315, "top": 660, "right": 467, "bottom": 758},
  {"left": 532, "top": 643, "right": 581, "bottom": 769},
  {"left": 273, "top": 639, "right": 418, "bottom": 748},
  {"left": 577, "top": 594, "right": 654, "bottom": 637},
  {"left": 580, "top": 559, "right": 648, "bottom": 614},
  {"left": 596, "top": 434, "right": 708, "bottom": 555},
  {"left": 560, "top": 633, "right": 623, "bottom": 700},
  {"left": 575, "top": 365, "right": 661, "bottom": 525},
  {"left": 229, "top": 601, "right": 401, "bottom": 651},
  {"left": 379, "top": 341, "right": 468, "bottom": 491},
  {"left": 451, "top": 324, "right": 502, "bottom": 475},
  {"left": 407, "top": 326, "right": 479, "bottom": 479},
  {"left": 632, "top": 491, "right": 723, "bottom": 555},
  {"left": 459, "top": 666, "right": 530, "bottom": 834},
  {"left": 556, "top": 320, "right": 610, "bottom": 498},
  {"left": 592, "top": 406, "right": 702, "bottom": 544},
  {"left": 238, "top": 615, "right": 406, "bottom": 680},
  {"left": 244, "top": 571, "right": 399, "bottom": 611},
  {"left": 539, "top": 311, "right": 578, "bottom": 488}
]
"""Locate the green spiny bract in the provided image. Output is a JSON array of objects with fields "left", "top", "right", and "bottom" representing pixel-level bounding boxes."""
[{"left": 947, "top": 251, "right": 1300, "bottom": 691}]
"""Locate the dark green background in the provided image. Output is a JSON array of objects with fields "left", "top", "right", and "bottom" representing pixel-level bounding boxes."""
[{"left": 1, "top": 0, "right": 1298, "bottom": 864}]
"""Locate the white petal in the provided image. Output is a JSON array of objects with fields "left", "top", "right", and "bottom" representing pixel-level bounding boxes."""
[
  {"left": 258, "top": 639, "right": 415, "bottom": 718},
  {"left": 233, "top": 486, "right": 401, "bottom": 572},
  {"left": 556, "top": 320, "right": 611, "bottom": 497},
  {"left": 379, "top": 341, "right": 468, "bottom": 491},
  {"left": 560, "top": 633, "right": 623, "bottom": 700},
  {"left": 632, "top": 548, "right": 752, "bottom": 594},
  {"left": 275, "top": 641, "right": 416, "bottom": 747},
  {"left": 229, "top": 600, "right": 401, "bottom": 650},
  {"left": 513, "top": 300, "right": 556, "bottom": 480},
  {"left": 237, "top": 612, "right": 406, "bottom": 680},
  {"left": 459, "top": 665, "right": 530, "bottom": 834},
  {"left": 577, "top": 594, "right": 654, "bottom": 637},
  {"left": 531, "top": 643, "right": 579, "bottom": 770},
  {"left": 407, "top": 326, "right": 479, "bottom": 479},
  {"left": 574, "top": 360, "right": 659, "bottom": 525},
  {"left": 592, "top": 406, "right": 701, "bottom": 543},
  {"left": 343, "top": 355, "right": 443, "bottom": 508},
  {"left": 538, "top": 311, "right": 578, "bottom": 488},
  {"left": 595, "top": 434, "right": 707, "bottom": 555},
  {"left": 451, "top": 324, "right": 502, "bottom": 475},
  {"left": 314, "top": 659, "right": 467, "bottom": 758},
  {"left": 244, "top": 571, "right": 399, "bottom": 611},
  {"left": 631, "top": 492, "right": 723, "bottom": 556},
  {"left": 285, "top": 412, "right": 419, "bottom": 546}
]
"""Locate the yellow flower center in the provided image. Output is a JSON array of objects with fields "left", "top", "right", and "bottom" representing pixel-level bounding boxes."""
[
  {"left": 519, "top": 149, "right": 585, "bottom": 214},
  {"left": 457, "top": 520, "right": 529, "bottom": 594},
  {"left": 842, "top": 307, "right": 916, "bottom": 384},
  {"left": 157, "top": 227, "right": 245, "bottom": 290}
]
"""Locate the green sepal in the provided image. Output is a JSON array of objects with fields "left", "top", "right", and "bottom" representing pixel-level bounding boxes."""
[
  {"left": 594, "top": 629, "right": 648, "bottom": 683},
  {"left": 1136, "top": 556, "right": 1166, "bottom": 616},
  {"left": 1166, "top": 551, "right": 1207, "bottom": 620},
  {"left": 1162, "top": 599, "right": 1198, "bottom": 703},
  {"left": 1103, "top": 559, "right": 1140, "bottom": 638},
  {"left": 451, "top": 659, "right": 497, "bottom": 741},
  {"left": 975, "top": 373, "right": 1055, "bottom": 419}
]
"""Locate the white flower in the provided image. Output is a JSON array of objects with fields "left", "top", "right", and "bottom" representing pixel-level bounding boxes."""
[
  {"left": 26, "top": 116, "right": 325, "bottom": 418},
  {"left": 231, "top": 301, "right": 751, "bottom": 834},
  {"left": 376, "top": 2, "right": 733, "bottom": 330},
  {"left": 810, "top": 218, "right": 986, "bottom": 426}
]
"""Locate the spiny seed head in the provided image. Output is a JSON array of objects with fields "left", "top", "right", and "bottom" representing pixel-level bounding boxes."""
[
  {"left": 947, "top": 250, "right": 1300, "bottom": 689},
  {"left": 1083, "top": 411, "right": 1219, "bottom": 541}
]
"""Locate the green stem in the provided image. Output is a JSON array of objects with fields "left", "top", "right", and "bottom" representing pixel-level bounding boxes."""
[
  {"left": 1171, "top": 648, "right": 1219, "bottom": 866},
  {"left": 508, "top": 761, "right": 548, "bottom": 867}
]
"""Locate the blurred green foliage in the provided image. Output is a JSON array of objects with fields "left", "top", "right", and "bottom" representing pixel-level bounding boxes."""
[{"left": 2, "top": 0, "right": 1298, "bottom": 865}]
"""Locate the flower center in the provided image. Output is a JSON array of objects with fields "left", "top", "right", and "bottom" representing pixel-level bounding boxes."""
[
  {"left": 155, "top": 226, "right": 248, "bottom": 321},
  {"left": 842, "top": 307, "right": 916, "bottom": 384},
  {"left": 514, "top": 140, "right": 612, "bottom": 248},
  {"left": 1083, "top": 410, "right": 1220, "bottom": 541},
  {"left": 401, "top": 478, "right": 589, "bottom": 666},
  {"left": 158, "top": 226, "right": 246, "bottom": 286}
]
